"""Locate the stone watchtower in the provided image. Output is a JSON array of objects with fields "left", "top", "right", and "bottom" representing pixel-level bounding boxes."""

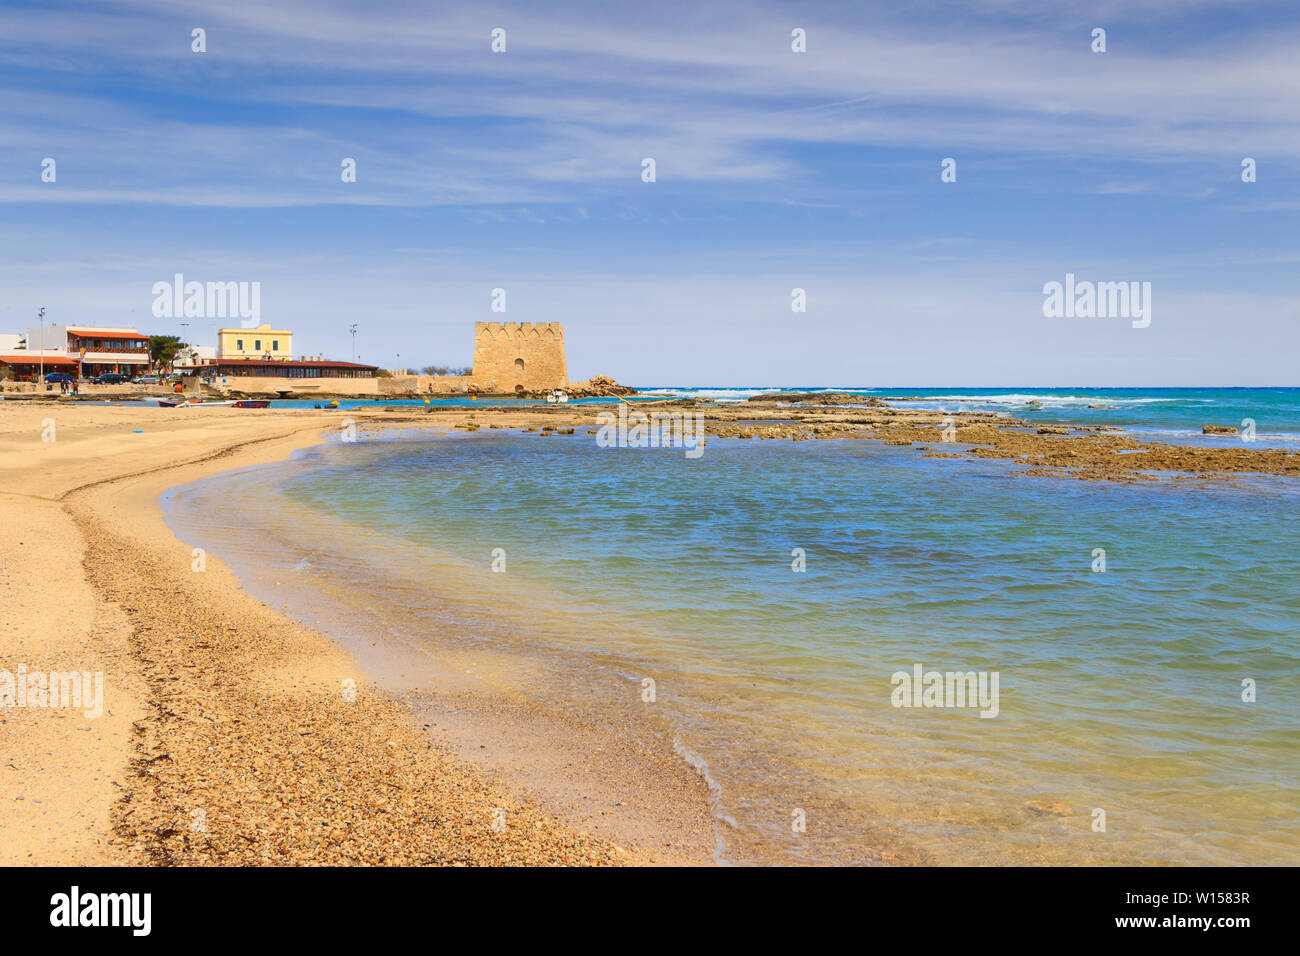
[{"left": 471, "top": 322, "right": 568, "bottom": 393}]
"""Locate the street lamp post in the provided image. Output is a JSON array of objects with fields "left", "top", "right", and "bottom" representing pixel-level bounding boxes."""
[
  {"left": 37, "top": 307, "right": 45, "bottom": 383},
  {"left": 349, "top": 324, "right": 358, "bottom": 362}
]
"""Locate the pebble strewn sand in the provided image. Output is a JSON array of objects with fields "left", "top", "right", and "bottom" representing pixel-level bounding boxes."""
[
  {"left": 1, "top": 405, "right": 699, "bottom": 866},
  {"left": 71, "top": 502, "right": 650, "bottom": 866},
  {"left": 3, "top": 394, "right": 1294, "bottom": 867}
]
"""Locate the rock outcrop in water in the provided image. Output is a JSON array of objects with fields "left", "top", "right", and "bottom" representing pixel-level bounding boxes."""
[
  {"left": 523, "top": 375, "right": 636, "bottom": 399},
  {"left": 747, "top": 392, "right": 888, "bottom": 406}
]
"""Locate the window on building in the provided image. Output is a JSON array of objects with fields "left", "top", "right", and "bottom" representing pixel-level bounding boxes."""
[
  {"left": 236, "top": 339, "right": 244, "bottom": 350},
  {"left": 514, "top": 358, "right": 525, "bottom": 371},
  {"left": 254, "top": 340, "right": 262, "bottom": 351},
  {"left": 272, "top": 340, "right": 279, "bottom": 351}
]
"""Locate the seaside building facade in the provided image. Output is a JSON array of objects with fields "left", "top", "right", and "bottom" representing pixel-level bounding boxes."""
[
  {"left": 217, "top": 325, "right": 292, "bottom": 361},
  {"left": 469, "top": 322, "right": 568, "bottom": 393},
  {"left": 172, "top": 323, "right": 380, "bottom": 393},
  {"left": 395, "top": 322, "right": 572, "bottom": 395},
  {"left": 182, "top": 357, "right": 381, "bottom": 394},
  {"left": 0, "top": 324, "right": 151, "bottom": 380},
  {"left": 176, "top": 344, "right": 217, "bottom": 366}
]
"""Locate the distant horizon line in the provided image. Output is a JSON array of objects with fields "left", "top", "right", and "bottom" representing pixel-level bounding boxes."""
[{"left": 630, "top": 384, "right": 1300, "bottom": 390}]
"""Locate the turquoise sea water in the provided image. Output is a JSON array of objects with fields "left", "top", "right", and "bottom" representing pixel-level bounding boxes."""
[
  {"left": 164, "top": 388, "right": 1300, "bottom": 865},
  {"left": 108, "top": 385, "right": 1300, "bottom": 446},
  {"left": 645, "top": 386, "right": 1300, "bottom": 445}
]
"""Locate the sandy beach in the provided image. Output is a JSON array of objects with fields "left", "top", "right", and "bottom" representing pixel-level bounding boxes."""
[
  {"left": 0, "top": 401, "right": 719, "bottom": 866},
  {"left": 3, "top": 396, "right": 1296, "bottom": 867},
  {"left": 4, "top": 3, "right": 1292, "bottom": 927}
]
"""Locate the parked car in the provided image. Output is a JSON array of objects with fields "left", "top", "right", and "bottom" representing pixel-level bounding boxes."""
[
  {"left": 44, "top": 372, "right": 73, "bottom": 384},
  {"left": 132, "top": 375, "right": 161, "bottom": 385},
  {"left": 91, "top": 372, "right": 129, "bottom": 385}
]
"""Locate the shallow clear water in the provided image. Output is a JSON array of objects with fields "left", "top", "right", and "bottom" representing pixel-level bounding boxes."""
[{"left": 164, "top": 408, "right": 1300, "bottom": 865}]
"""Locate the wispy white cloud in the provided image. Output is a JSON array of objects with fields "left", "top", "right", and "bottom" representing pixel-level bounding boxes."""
[
  {"left": 1, "top": 1, "right": 1297, "bottom": 208},
  {"left": 1, "top": 1, "right": 1296, "bottom": 384}
]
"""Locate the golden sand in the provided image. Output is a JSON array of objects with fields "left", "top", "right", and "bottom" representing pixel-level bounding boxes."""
[
  {"left": 2, "top": 394, "right": 1292, "bottom": 867},
  {"left": 0, "top": 403, "right": 710, "bottom": 865}
]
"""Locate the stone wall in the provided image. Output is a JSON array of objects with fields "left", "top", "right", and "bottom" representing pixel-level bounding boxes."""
[
  {"left": 214, "top": 376, "right": 379, "bottom": 396},
  {"left": 471, "top": 322, "right": 567, "bottom": 393},
  {"left": 378, "top": 374, "right": 475, "bottom": 394}
]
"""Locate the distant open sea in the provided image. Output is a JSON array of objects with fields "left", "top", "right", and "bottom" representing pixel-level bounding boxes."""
[
  {"left": 642, "top": 386, "right": 1300, "bottom": 445},
  {"left": 164, "top": 387, "right": 1300, "bottom": 865}
]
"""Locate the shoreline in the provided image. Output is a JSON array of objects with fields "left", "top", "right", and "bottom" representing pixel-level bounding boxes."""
[
  {"left": 4, "top": 397, "right": 1297, "bottom": 866},
  {"left": 163, "top": 414, "right": 1300, "bottom": 866},
  {"left": 0, "top": 405, "right": 711, "bottom": 865},
  {"left": 162, "top": 448, "right": 722, "bottom": 864}
]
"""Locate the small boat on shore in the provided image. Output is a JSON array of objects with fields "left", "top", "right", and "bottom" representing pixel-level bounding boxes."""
[
  {"left": 157, "top": 397, "right": 200, "bottom": 407},
  {"left": 232, "top": 400, "right": 271, "bottom": 408}
]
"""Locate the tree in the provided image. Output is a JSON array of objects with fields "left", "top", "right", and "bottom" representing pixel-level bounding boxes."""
[
  {"left": 150, "top": 335, "right": 188, "bottom": 371},
  {"left": 420, "top": 364, "right": 471, "bottom": 376}
]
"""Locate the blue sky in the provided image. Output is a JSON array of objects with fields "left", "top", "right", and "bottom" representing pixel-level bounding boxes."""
[{"left": 1, "top": 0, "right": 1297, "bottom": 385}]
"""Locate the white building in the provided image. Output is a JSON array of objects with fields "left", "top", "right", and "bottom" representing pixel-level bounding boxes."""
[
  {"left": 24, "top": 324, "right": 151, "bottom": 376},
  {"left": 176, "top": 344, "right": 217, "bottom": 366}
]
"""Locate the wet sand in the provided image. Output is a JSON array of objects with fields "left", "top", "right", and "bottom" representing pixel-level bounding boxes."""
[
  {"left": 0, "top": 403, "right": 712, "bottom": 865},
  {"left": 3, "top": 395, "right": 1295, "bottom": 867}
]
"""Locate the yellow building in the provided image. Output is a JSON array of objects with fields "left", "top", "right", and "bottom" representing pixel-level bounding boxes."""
[{"left": 217, "top": 324, "right": 292, "bottom": 360}]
